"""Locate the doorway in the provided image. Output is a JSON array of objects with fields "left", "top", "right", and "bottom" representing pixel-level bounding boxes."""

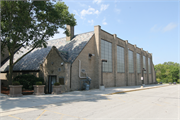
[{"left": 48, "top": 75, "right": 57, "bottom": 94}]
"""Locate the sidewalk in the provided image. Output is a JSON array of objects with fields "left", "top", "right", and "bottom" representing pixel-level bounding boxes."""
[{"left": 0, "top": 84, "right": 170, "bottom": 116}]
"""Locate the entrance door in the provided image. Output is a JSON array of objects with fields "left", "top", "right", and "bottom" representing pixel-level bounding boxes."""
[{"left": 48, "top": 76, "right": 57, "bottom": 94}]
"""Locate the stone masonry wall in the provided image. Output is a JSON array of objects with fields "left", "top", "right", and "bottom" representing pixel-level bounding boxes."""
[
  {"left": 71, "top": 35, "right": 98, "bottom": 91},
  {"left": 40, "top": 46, "right": 70, "bottom": 93},
  {"left": 97, "top": 26, "right": 155, "bottom": 87}
]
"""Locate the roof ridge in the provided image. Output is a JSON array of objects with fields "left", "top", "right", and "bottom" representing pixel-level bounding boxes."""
[
  {"left": 74, "top": 31, "right": 94, "bottom": 36},
  {"left": 47, "top": 31, "right": 94, "bottom": 42},
  {"left": 48, "top": 37, "right": 66, "bottom": 42}
]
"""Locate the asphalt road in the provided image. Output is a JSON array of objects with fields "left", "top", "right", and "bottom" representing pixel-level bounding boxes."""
[{"left": 1, "top": 85, "right": 180, "bottom": 120}]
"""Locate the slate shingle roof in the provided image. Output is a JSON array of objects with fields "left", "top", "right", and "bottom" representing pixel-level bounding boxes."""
[{"left": 0, "top": 31, "right": 94, "bottom": 72}]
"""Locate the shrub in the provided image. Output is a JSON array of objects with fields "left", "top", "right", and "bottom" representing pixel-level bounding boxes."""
[
  {"left": 35, "top": 81, "right": 43, "bottom": 85},
  {"left": 163, "top": 78, "right": 168, "bottom": 83},
  {"left": 178, "top": 79, "right": 180, "bottom": 83},
  {"left": 168, "top": 79, "right": 173, "bottom": 83},
  {"left": 54, "top": 82, "right": 60, "bottom": 86},
  {"left": 12, "top": 81, "right": 20, "bottom": 85},
  {"left": 13, "top": 74, "right": 44, "bottom": 90},
  {"left": 161, "top": 79, "right": 165, "bottom": 83},
  {"left": 156, "top": 78, "right": 161, "bottom": 83}
]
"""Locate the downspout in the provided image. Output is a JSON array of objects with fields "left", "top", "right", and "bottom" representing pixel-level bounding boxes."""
[
  {"left": 79, "top": 60, "right": 86, "bottom": 78},
  {"left": 70, "top": 63, "right": 72, "bottom": 89},
  {"left": 70, "top": 60, "right": 86, "bottom": 90}
]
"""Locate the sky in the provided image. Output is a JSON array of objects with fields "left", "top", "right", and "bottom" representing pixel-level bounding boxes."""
[{"left": 49, "top": 0, "right": 179, "bottom": 65}]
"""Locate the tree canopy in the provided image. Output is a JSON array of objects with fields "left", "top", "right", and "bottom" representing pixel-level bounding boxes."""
[
  {"left": 154, "top": 62, "right": 180, "bottom": 83},
  {"left": 0, "top": 1, "right": 76, "bottom": 85}
]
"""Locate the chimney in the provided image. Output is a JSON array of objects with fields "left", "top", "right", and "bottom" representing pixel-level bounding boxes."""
[{"left": 66, "top": 25, "right": 74, "bottom": 41}]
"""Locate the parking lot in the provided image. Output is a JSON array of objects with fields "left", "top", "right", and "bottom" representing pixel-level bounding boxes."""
[{"left": 0, "top": 85, "right": 179, "bottom": 120}]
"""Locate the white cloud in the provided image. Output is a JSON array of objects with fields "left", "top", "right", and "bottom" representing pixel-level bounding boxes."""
[
  {"left": 150, "top": 25, "right": 161, "bottom": 32},
  {"left": 150, "top": 23, "right": 177, "bottom": 32},
  {"left": 94, "top": 10, "right": 100, "bottom": 14},
  {"left": 88, "top": 19, "right": 94, "bottom": 25},
  {"left": 114, "top": 5, "right": 121, "bottom": 14},
  {"left": 73, "top": 10, "right": 79, "bottom": 16},
  {"left": 93, "top": 0, "right": 102, "bottom": 4},
  {"left": 78, "top": 2, "right": 87, "bottom": 7},
  {"left": 115, "top": 8, "right": 121, "bottom": 14},
  {"left": 117, "top": 19, "right": 121, "bottom": 23},
  {"left": 79, "top": 4, "right": 109, "bottom": 19},
  {"left": 102, "top": 18, "right": 107, "bottom": 25},
  {"left": 100, "top": 4, "right": 109, "bottom": 11},
  {"left": 80, "top": 7, "right": 100, "bottom": 18},
  {"left": 163, "top": 23, "right": 177, "bottom": 32}
]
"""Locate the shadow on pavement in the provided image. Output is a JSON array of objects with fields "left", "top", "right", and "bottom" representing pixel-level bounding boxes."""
[{"left": 0, "top": 93, "right": 113, "bottom": 113}]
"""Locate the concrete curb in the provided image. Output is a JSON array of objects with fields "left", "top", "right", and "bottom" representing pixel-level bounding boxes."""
[{"left": 107, "top": 84, "right": 170, "bottom": 95}]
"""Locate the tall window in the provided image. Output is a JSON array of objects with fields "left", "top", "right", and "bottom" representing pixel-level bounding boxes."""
[
  {"left": 117, "top": 46, "right": 124, "bottom": 72},
  {"left": 143, "top": 56, "right": 146, "bottom": 73},
  {"left": 101, "top": 39, "right": 112, "bottom": 72},
  {"left": 148, "top": 58, "right": 151, "bottom": 73},
  {"left": 137, "top": 53, "right": 141, "bottom": 73},
  {"left": 128, "top": 50, "right": 134, "bottom": 73}
]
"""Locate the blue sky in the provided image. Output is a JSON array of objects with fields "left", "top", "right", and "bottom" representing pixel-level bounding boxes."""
[{"left": 50, "top": 0, "right": 179, "bottom": 65}]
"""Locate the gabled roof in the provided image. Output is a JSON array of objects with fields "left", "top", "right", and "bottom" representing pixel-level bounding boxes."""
[{"left": 0, "top": 31, "right": 94, "bottom": 72}]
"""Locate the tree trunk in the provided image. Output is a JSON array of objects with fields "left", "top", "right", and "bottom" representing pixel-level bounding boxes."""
[
  {"left": 7, "top": 45, "right": 37, "bottom": 86},
  {"left": 8, "top": 53, "right": 14, "bottom": 86}
]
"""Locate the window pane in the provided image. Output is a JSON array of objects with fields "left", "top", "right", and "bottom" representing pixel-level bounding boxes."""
[
  {"left": 148, "top": 58, "right": 151, "bottom": 73},
  {"left": 128, "top": 50, "right": 134, "bottom": 73},
  {"left": 143, "top": 56, "right": 146, "bottom": 73},
  {"left": 101, "top": 39, "right": 112, "bottom": 72},
  {"left": 117, "top": 46, "right": 125, "bottom": 72},
  {"left": 137, "top": 53, "right": 141, "bottom": 73}
]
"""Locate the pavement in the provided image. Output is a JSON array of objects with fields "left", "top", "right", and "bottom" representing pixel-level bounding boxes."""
[{"left": 0, "top": 84, "right": 170, "bottom": 117}]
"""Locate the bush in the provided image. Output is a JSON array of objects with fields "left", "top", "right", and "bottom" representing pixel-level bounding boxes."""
[
  {"left": 162, "top": 78, "right": 168, "bottom": 83},
  {"left": 168, "top": 79, "right": 173, "bottom": 83},
  {"left": 13, "top": 74, "right": 44, "bottom": 90},
  {"left": 54, "top": 82, "right": 60, "bottom": 86},
  {"left": 156, "top": 78, "right": 161, "bottom": 83},
  {"left": 35, "top": 81, "right": 43, "bottom": 85},
  {"left": 178, "top": 79, "right": 180, "bottom": 83},
  {"left": 12, "top": 81, "right": 20, "bottom": 85}
]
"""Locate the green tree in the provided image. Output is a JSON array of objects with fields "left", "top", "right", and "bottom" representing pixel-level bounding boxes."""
[
  {"left": 155, "top": 62, "right": 180, "bottom": 83},
  {"left": 1, "top": 1, "right": 76, "bottom": 85},
  {"left": 171, "top": 67, "right": 179, "bottom": 82}
]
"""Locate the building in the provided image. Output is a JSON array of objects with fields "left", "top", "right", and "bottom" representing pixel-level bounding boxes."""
[{"left": 0, "top": 25, "right": 156, "bottom": 93}]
